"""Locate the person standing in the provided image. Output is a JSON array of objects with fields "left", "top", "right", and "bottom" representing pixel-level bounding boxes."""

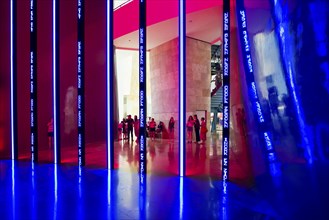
[
  {"left": 133, "top": 115, "right": 140, "bottom": 143},
  {"left": 122, "top": 118, "right": 127, "bottom": 140},
  {"left": 149, "top": 118, "right": 157, "bottom": 141},
  {"left": 200, "top": 117, "right": 208, "bottom": 144},
  {"left": 126, "top": 115, "right": 134, "bottom": 142},
  {"left": 186, "top": 115, "right": 194, "bottom": 143},
  {"left": 194, "top": 115, "right": 200, "bottom": 143},
  {"left": 118, "top": 120, "right": 123, "bottom": 140},
  {"left": 47, "top": 118, "right": 54, "bottom": 149},
  {"left": 168, "top": 117, "right": 175, "bottom": 141}
]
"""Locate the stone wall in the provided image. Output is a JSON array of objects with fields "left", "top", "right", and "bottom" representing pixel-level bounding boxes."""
[{"left": 149, "top": 37, "right": 211, "bottom": 138}]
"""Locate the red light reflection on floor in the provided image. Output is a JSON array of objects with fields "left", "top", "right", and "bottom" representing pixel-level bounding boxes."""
[{"left": 16, "top": 135, "right": 254, "bottom": 184}]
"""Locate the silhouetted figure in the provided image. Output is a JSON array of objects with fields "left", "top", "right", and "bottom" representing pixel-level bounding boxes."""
[
  {"left": 126, "top": 115, "right": 134, "bottom": 142},
  {"left": 187, "top": 115, "right": 194, "bottom": 143},
  {"left": 118, "top": 121, "right": 123, "bottom": 140},
  {"left": 168, "top": 117, "right": 175, "bottom": 140},
  {"left": 134, "top": 115, "right": 140, "bottom": 143},
  {"left": 268, "top": 86, "right": 280, "bottom": 118},
  {"left": 149, "top": 118, "right": 156, "bottom": 141},
  {"left": 47, "top": 118, "right": 54, "bottom": 149},
  {"left": 200, "top": 117, "right": 208, "bottom": 144},
  {"left": 194, "top": 115, "right": 201, "bottom": 143}
]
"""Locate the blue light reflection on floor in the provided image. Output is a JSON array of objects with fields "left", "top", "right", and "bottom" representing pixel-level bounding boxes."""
[{"left": 1, "top": 160, "right": 329, "bottom": 219}]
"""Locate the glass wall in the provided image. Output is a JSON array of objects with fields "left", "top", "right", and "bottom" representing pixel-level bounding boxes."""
[
  {"left": 0, "top": 0, "right": 11, "bottom": 159},
  {"left": 37, "top": 0, "right": 54, "bottom": 163},
  {"left": 16, "top": 0, "right": 30, "bottom": 160},
  {"left": 268, "top": 0, "right": 329, "bottom": 163},
  {"left": 59, "top": 0, "right": 78, "bottom": 165},
  {"left": 84, "top": 0, "right": 107, "bottom": 168}
]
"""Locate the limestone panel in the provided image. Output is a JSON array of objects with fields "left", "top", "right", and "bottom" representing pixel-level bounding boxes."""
[{"left": 150, "top": 37, "right": 211, "bottom": 139}]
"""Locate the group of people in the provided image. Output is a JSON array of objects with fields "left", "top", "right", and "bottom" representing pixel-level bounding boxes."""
[
  {"left": 118, "top": 116, "right": 169, "bottom": 142},
  {"left": 147, "top": 116, "right": 175, "bottom": 141},
  {"left": 118, "top": 115, "right": 140, "bottom": 142},
  {"left": 117, "top": 114, "right": 208, "bottom": 144},
  {"left": 187, "top": 115, "right": 208, "bottom": 144}
]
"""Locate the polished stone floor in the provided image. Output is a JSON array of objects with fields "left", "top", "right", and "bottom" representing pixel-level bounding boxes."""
[
  {"left": 19, "top": 134, "right": 253, "bottom": 184},
  {"left": 2, "top": 151, "right": 329, "bottom": 219},
  {"left": 3, "top": 134, "right": 329, "bottom": 219}
]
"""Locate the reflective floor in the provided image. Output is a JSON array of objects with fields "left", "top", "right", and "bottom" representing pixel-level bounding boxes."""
[
  {"left": 1, "top": 158, "right": 329, "bottom": 219},
  {"left": 18, "top": 133, "right": 253, "bottom": 186}
]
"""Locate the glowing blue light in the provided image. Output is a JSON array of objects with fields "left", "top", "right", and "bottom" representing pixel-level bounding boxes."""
[
  {"left": 107, "top": 170, "right": 111, "bottom": 206},
  {"left": 11, "top": 161, "right": 16, "bottom": 219},
  {"left": 78, "top": 166, "right": 82, "bottom": 198},
  {"left": 31, "top": 162, "right": 36, "bottom": 219},
  {"left": 237, "top": 0, "right": 280, "bottom": 176},
  {"left": 54, "top": 164, "right": 58, "bottom": 220},
  {"left": 270, "top": 0, "right": 313, "bottom": 164},
  {"left": 179, "top": 0, "right": 185, "bottom": 177},
  {"left": 10, "top": 0, "right": 15, "bottom": 160},
  {"left": 179, "top": 177, "right": 184, "bottom": 219}
]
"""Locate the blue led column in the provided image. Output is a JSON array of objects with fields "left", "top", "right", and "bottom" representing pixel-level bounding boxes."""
[
  {"left": 53, "top": 0, "right": 60, "bottom": 164},
  {"left": 236, "top": 0, "right": 280, "bottom": 176},
  {"left": 106, "top": 0, "right": 114, "bottom": 169},
  {"left": 269, "top": 0, "right": 312, "bottom": 164},
  {"left": 179, "top": 0, "right": 186, "bottom": 177},
  {"left": 139, "top": 0, "right": 147, "bottom": 183},
  {"left": 10, "top": 0, "right": 18, "bottom": 160},
  {"left": 30, "top": 0, "right": 38, "bottom": 162},
  {"left": 222, "top": 0, "right": 230, "bottom": 195},
  {"left": 77, "top": 0, "right": 85, "bottom": 166},
  {"left": 138, "top": 0, "right": 147, "bottom": 213}
]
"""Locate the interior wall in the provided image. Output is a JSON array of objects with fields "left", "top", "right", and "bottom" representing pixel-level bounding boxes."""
[
  {"left": 17, "top": 0, "right": 30, "bottom": 159},
  {"left": 149, "top": 38, "right": 179, "bottom": 138},
  {"left": 59, "top": 0, "right": 78, "bottom": 164},
  {"left": 37, "top": 0, "right": 53, "bottom": 162},
  {"left": 186, "top": 37, "right": 211, "bottom": 135},
  {"left": 0, "top": 0, "right": 11, "bottom": 159},
  {"left": 85, "top": 0, "right": 106, "bottom": 167}
]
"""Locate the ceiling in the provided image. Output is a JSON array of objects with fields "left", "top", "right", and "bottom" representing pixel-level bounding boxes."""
[{"left": 114, "top": 1, "right": 272, "bottom": 50}]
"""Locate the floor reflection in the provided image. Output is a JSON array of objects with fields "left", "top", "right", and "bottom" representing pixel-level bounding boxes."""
[{"left": 0, "top": 159, "right": 329, "bottom": 219}]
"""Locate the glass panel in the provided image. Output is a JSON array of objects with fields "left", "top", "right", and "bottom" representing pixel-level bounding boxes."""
[
  {"left": 38, "top": 0, "right": 54, "bottom": 163},
  {"left": 59, "top": 0, "right": 78, "bottom": 165},
  {"left": 16, "top": 0, "right": 30, "bottom": 160},
  {"left": 185, "top": 0, "right": 221, "bottom": 178},
  {"left": 85, "top": 0, "right": 107, "bottom": 168},
  {"left": 146, "top": 0, "right": 178, "bottom": 175},
  {"left": 0, "top": 0, "right": 11, "bottom": 159},
  {"left": 113, "top": 0, "right": 139, "bottom": 172}
]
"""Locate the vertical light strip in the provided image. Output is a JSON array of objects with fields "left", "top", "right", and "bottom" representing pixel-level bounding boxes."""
[
  {"left": 10, "top": 0, "right": 17, "bottom": 160},
  {"left": 52, "top": 0, "right": 56, "bottom": 163},
  {"left": 30, "top": 0, "right": 38, "bottom": 162},
  {"left": 138, "top": 1, "right": 147, "bottom": 214},
  {"left": 53, "top": 0, "right": 60, "bottom": 163},
  {"left": 106, "top": 0, "right": 114, "bottom": 169},
  {"left": 31, "top": 163, "right": 36, "bottom": 220},
  {"left": 10, "top": 0, "right": 14, "bottom": 159},
  {"left": 221, "top": 0, "right": 230, "bottom": 195},
  {"left": 270, "top": 0, "right": 312, "bottom": 164},
  {"left": 11, "top": 161, "right": 16, "bottom": 219},
  {"left": 179, "top": 0, "right": 186, "bottom": 177},
  {"left": 54, "top": 164, "right": 58, "bottom": 220},
  {"left": 236, "top": 0, "right": 280, "bottom": 176},
  {"left": 77, "top": 0, "right": 85, "bottom": 166},
  {"left": 139, "top": 0, "right": 147, "bottom": 184},
  {"left": 179, "top": 177, "right": 184, "bottom": 219}
]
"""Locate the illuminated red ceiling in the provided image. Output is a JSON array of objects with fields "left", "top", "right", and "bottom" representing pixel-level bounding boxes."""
[{"left": 113, "top": 0, "right": 271, "bottom": 49}]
